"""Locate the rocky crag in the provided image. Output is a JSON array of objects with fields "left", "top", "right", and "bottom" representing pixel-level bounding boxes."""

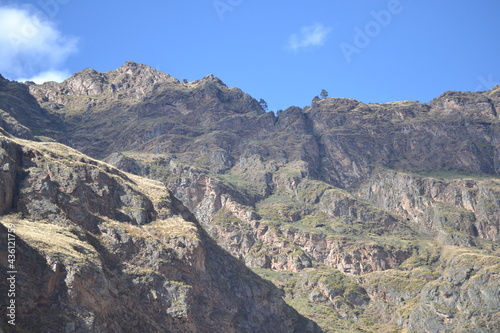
[{"left": 1, "top": 61, "right": 499, "bottom": 332}]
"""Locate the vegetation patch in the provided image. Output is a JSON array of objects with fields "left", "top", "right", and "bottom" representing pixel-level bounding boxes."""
[{"left": 0, "top": 215, "right": 99, "bottom": 266}]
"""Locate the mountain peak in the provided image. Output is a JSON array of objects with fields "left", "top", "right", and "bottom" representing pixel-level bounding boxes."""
[
  {"left": 199, "top": 73, "right": 227, "bottom": 86},
  {"left": 109, "top": 60, "right": 179, "bottom": 84},
  {"left": 28, "top": 62, "right": 181, "bottom": 100},
  {"left": 114, "top": 60, "right": 159, "bottom": 75}
]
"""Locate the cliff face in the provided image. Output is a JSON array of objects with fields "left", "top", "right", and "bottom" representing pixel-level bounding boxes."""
[
  {"left": 1, "top": 62, "right": 500, "bottom": 332},
  {"left": 305, "top": 95, "right": 499, "bottom": 187},
  {"left": 0, "top": 133, "right": 319, "bottom": 333},
  {"left": 16, "top": 62, "right": 500, "bottom": 189},
  {"left": 358, "top": 169, "right": 499, "bottom": 243}
]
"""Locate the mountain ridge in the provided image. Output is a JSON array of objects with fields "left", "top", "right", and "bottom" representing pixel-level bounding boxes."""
[{"left": 1, "top": 62, "right": 499, "bottom": 332}]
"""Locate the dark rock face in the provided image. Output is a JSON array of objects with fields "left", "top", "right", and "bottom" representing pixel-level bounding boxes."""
[
  {"left": 1, "top": 62, "right": 500, "bottom": 332},
  {"left": 0, "top": 76, "right": 66, "bottom": 141},
  {"left": 0, "top": 133, "right": 320, "bottom": 333},
  {"left": 305, "top": 96, "right": 498, "bottom": 187}
]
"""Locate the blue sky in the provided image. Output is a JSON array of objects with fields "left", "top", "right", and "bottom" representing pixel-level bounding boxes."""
[{"left": 1, "top": 0, "right": 499, "bottom": 111}]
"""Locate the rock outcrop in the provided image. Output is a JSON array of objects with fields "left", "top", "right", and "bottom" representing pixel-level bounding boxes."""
[{"left": 407, "top": 247, "right": 500, "bottom": 333}]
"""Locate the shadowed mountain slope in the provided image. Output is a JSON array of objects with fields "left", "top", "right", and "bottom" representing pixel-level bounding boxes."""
[{"left": 0, "top": 131, "right": 320, "bottom": 333}]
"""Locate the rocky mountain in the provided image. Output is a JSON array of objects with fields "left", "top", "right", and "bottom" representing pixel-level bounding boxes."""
[
  {"left": 0, "top": 130, "right": 319, "bottom": 332},
  {"left": 1, "top": 61, "right": 499, "bottom": 332}
]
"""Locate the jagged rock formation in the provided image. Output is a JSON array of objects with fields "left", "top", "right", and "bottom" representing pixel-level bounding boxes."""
[
  {"left": 1, "top": 62, "right": 499, "bottom": 332},
  {"left": 27, "top": 61, "right": 265, "bottom": 160},
  {"left": 0, "top": 132, "right": 319, "bottom": 332}
]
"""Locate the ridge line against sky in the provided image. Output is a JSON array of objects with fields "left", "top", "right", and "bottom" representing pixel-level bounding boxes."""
[{"left": 0, "top": 0, "right": 499, "bottom": 111}]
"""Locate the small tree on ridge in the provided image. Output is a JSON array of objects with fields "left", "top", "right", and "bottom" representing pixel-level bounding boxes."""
[{"left": 320, "top": 89, "right": 329, "bottom": 99}]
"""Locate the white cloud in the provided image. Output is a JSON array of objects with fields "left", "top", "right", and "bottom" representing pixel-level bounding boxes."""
[
  {"left": 0, "top": 6, "right": 77, "bottom": 82},
  {"left": 287, "top": 23, "right": 332, "bottom": 52},
  {"left": 16, "top": 70, "right": 71, "bottom": 84}
]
